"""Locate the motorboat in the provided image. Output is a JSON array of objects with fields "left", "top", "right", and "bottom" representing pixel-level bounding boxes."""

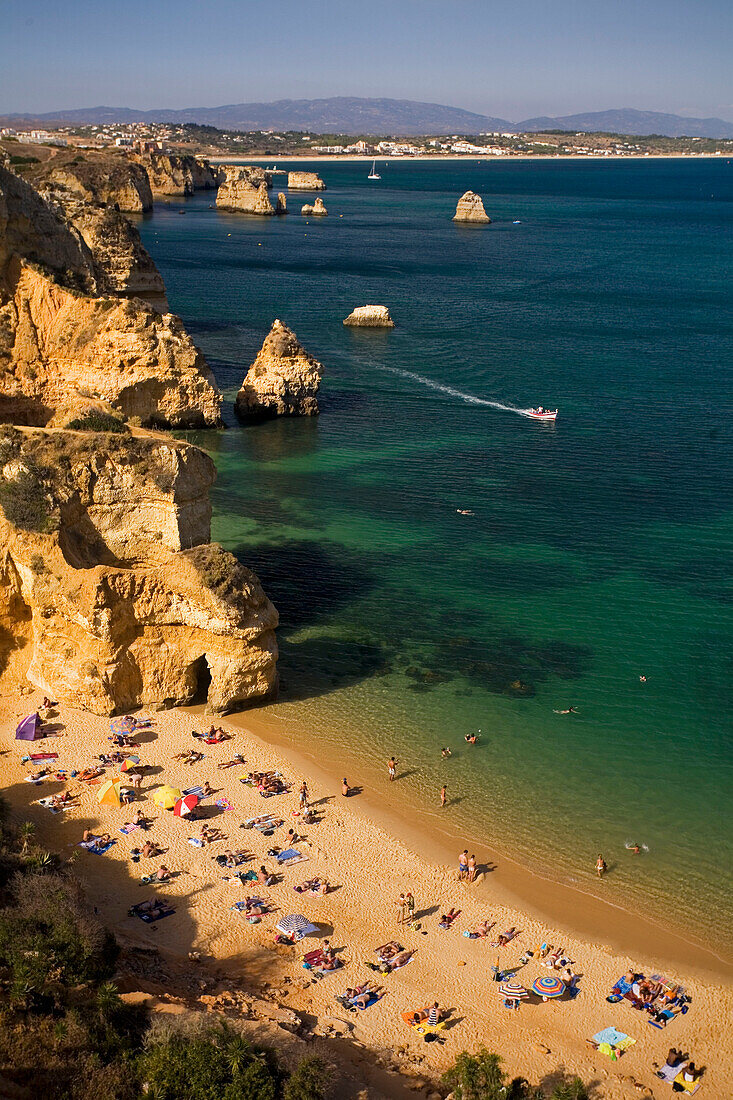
[
  {"left": 526, "top": 407, "right": 558, "bottom": 421},
  {"left": 368, "top": 160, "right": 381, "bottom": 180}
]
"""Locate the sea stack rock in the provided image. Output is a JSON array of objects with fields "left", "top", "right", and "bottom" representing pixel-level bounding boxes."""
[
  {"left": 301, "top": 197, "right": 328, "bottom": 216},
  {"left": 288, "top": 171, "right": 326, "bottom": 191},
  {"left": 235, "top": 320, "right": 323, "bottom": 422},
  {"left": 343, "top": 305, "right": 395, "bottom": 328},
  {"left": 216, "top": 176, "right": 275, "bottom": 216},
  {"left": 275, "top": 193, "right": 287, "bottom": 215},
  {"left": 453, "top": 191, "right": 491, "bottom": 223}
]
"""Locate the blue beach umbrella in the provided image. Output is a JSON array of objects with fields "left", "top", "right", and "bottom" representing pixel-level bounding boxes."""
[{"left": 532, "top": 975, "right": 566, "bottom": 1000}]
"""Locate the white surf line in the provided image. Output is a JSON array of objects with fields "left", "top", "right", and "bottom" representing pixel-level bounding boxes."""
[{"left": 375, "top": 362, "right": 532, "bottom": 417}]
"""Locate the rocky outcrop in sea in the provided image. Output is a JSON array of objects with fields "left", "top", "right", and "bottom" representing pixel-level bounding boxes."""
[
  {"left": 301, "top": 197, "right": 327, "bottom": 216},
  {"left": 216, "top": 174, "right": 275, "bottom": 216},
  {"left": 135, "top": 153, "right": 218, "bottom": 196},
  {"left": 275, "top": 193, "right": 287, "bottom": 215},
  {"left": 453, "top": 191, "right": 491, "bottom": 223},
  {"left": 343, "top": 304, "right": 395, "bottom": 327},
  {"left": 235, "top": 320, "right": 323, "bottom": 422},
  {"left": 287, "top": 171, "right": 326, "bottom": 191}
]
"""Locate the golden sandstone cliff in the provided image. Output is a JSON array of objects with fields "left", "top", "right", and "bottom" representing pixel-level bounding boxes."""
[
  {"left": 287, "top": 171, "right": 326, "bottom": 191},
  {"left": 235, "top": 320, "right": 323, "bottom": 422},
  {"left": 0, "top": 158, "right": 279, "bottom": 713},
  {"left": 134, "top": 153, "right": 218, "bottom": 196},
  {"left": 343, "top": 304, "right": 395, "bottom": 327},
  {"left": 301, "top": 197, "right": 327, "bottom": 216}
]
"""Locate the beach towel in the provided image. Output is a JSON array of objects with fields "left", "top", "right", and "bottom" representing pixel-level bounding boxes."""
[
  {"left": 120, "top": 823, "right": 140, "bottom": 835},
  {"left": 656, "top": 1064, "right": 683, "bottom": 1083},
  {"left": 241, "top": 870, "right": 258, "bottom": 881},
  {"left": 30, "top": 752, "right": 58, "bottom": 761},
  {"left": 183, "top": 786, "right": 205, "bottom": 798},
  {"left": 673, "top": 1072, "right": 701, "bottom": 1094},
  {"left": 132, "top": 905, "right": 174, "bottom": 924},
  {"left": 78, "top": 839, "right": 116, "bottom": 855},
  {"left": 216, "top": 798, "right": 234, "bottom": 811},
  {"left": 187, "top": 838, "right": 204, "bottom": 848},
  {"left": 36, "top": 797, "right": 64, "bottom": 813},
  {"left": 276, "top": 848, "right": 301, "bottom": 862},
  {"left": 649, "top": 1009, "right": 677, "bottom": 1029}
]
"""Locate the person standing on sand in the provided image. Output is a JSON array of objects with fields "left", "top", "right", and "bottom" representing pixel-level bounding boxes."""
[
  {"left": 341, "top": 778, "right": 350, "bottom": 797},
  {"left": 388, "top": 756, "right": 397, "bottom": 782},
  {"left": 467, "top": 854, "right": 477, "bottom": 882},
  {"left": 596, "top": 853, "right": 607, "bottom": 877},
  {"left": 396, "top": 892, "right": 407, "bottom": 925},
  {"left": 441, "top": 785, "right": 447, "bottom": 807},
  {"left": 458, "top": 850, "right": 469, "bottom": 880},
  {"left": 299, "top": 781, "right": 309, "bottom": 808},
  {"left": 405, "top": 891, "right": 415, "bottom": 923}
]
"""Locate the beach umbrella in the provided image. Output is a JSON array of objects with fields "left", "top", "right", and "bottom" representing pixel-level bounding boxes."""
[
  {"left": 152, "top": 785, "right": 182, "bottom": 810},
  {"left": 174, "top": 793, "right": 199, "bottom": 818},
  {"left": 15, "top": 714, "right": 42, "bottom": 741},
  {"left": 275, "top": 914, "right": 318, "bottom": 939},
  {"left": 110, "top": 716, "right": 136, "bottom": 735},
  {"left": 97, "top": 780, "right": 121, "bottom": 807},
  {"left": 532, "top": 975, "right": 566, "bottom": 1001},
  {"left": 498, "top": 981, "right": 529, "bottom": 1000},
  {"left": 120, "top": 756, "right": 140, "bottom": 772}
]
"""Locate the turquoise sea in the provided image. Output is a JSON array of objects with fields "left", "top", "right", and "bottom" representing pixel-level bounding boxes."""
[{"left": 138, "top": 158, "right": 733, "bottom": 956}]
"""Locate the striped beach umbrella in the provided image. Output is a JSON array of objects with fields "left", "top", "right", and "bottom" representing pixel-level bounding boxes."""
[
  {"left": 152, "top": 785, "right": 182, "bottom": 810},
  {"left": 498, "top": 981, "right": 529, "bottom": 1000},
  {"left": 110, "top": 716, "right": 136, "bottom": 735},
  {"left": 174, "top": 793, "right": 199, "bottom": 818},
  {"left": 120, "top": 756, "right": 140, "bottom": 772},
  {"left": 275, "top": 914, "right": 318, "bottom": 939},
  {"left": 532, "top": 975, "right": 566, "bottom": 1000}
]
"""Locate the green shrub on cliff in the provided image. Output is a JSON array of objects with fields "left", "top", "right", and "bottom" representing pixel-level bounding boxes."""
[
  {"left": 443, "top": 1049, "right": 589, "bottom": 1100},
  {"left": 66, "top": 412, "right": 128, "bottom": 433},
  {"left": 137, "top": 1024, "right": 281, "bottom": 1100},
  {"left": 0, "top": 461, "right": 53, "bottom": 532}
]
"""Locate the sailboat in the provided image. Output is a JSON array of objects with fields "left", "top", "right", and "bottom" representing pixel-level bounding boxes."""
[{"left": 368, "top": 160, "right": 381, "bottom": 180}]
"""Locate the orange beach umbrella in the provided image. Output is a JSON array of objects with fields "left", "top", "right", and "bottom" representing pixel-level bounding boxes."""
[{"left": 97, "top": 780, "right": 121, "bottom": 807}]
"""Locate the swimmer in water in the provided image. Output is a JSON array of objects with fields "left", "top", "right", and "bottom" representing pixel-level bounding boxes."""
[
  {"left": 596, "top": 854, "right": 607, "bottom": 877},
  {"left": 464, "top": 732, "right": 479, "bottom": 745},
  {"left": 639, "top": 675, "right": 647, "bottom": 683},
  {"left": 456, "top": 509, "right": 474, "bottom": 516},
  {"left": 626, "top": 842, "right": 643, "bottom": 854},
  {"left": 553, "top": 707, "right": 578, "bottom": 714},
  {"left": 441, "top": 747, "right": 452, "bottom": 758}
]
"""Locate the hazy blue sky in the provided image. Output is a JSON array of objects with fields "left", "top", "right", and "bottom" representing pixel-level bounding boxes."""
[{"left": 3, "top": 0, "right": 732, "bottom": 120}]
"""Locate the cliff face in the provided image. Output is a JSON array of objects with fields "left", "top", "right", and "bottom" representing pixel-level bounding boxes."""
[
  {"left": 43, "top": 156, "right": 154, "bottom": 213},
  {"left": 235, "top": 319, "right": 322, "bottom": 422},
  {"left": 287, "top": 171, "right": 326, "bottom": 191},
  {"left": 217, "top": 175, "right": 275, "bottom": 216},
  {"left": 41, "top": 188, "right": 168, "bottom": 311},
  {"left": 0, "top": 427, "right": 278, "bottom": 714},
  {"left": 136, "top": 154, "right": 218, "bottom": 196},
  {"left": 215, "top": 165, "right": 271, "bottom": 189},
  {"left": 453, "top": 191, "right": 491, "bottom": 223},
  {"left": 0, "top": 261, "right": 220, "bottom": 427},
  {"left": 0, "top": 164, "right": 220, "bottom": 427}
]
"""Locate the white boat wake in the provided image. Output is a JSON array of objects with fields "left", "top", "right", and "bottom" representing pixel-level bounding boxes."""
[{"left": 378, "top": 364, "right": 532, "bottom": 417}]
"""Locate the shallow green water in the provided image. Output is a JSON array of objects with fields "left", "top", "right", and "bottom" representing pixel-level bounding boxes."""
[{"left": 139, "top": 158, "right": 733, "bottom": 953}]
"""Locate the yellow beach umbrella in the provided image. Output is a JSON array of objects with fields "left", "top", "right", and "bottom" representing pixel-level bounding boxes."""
[
  {"left": 97, "top": 780, "right": 121, "bottom": 807},
  {"left": 152, "top": 785, "right": 182, "bottom": 810}
]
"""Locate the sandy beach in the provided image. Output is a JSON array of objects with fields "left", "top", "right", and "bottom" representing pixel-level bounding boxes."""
[{"left": 2, "top": 690, "right": 731, "bottom": 1099}]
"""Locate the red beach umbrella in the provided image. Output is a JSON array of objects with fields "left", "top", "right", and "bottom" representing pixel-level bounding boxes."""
[{"left": 174, "top": 794, "right": 199, "bottom": 818}]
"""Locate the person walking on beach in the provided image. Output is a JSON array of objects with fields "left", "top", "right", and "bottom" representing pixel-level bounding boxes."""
[
  {"left": 396, "top": 892, "right": 407, "bottom": 925},
  {"left": 405, "top": 891, "right": 415, "bottom": 923},
  {"left": 299, "top": 781, "right": 309, "bottom": 808},
  {"left": 467, "top": 854, "right": 477, "bottom": 882},
  {"left": 458, "top": 849, "right": 469, "bottom": 880},
  {"left": 388, "top": 756, "right": 397, "bottom": 782},
  {"left": 596, "top": 853, "right": 607, "bottom": 877},
  {"left": 441, "top": 785, "right": 447, "bottom": 807}
]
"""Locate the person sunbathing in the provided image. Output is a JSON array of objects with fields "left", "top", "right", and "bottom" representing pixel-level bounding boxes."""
[
  {"left": 155, "top": 864, "right": 170, "bottom": 882},
  {"left": 91, "top": 834, "right": 111, "bottom": 851},
  {"left": 218, "top": 754, "right": 246, "bottom": 769},
  {"left": 321, "top": 954, "right": 341, "bottom": 971},
  {"left": 438, "top": 908, "right": 460, "bottom": 928},
  {"left": 347, "top": 984, "right": 379, "bottom": 1008},
  {"left": 136, "top": 897, "right": 166, "bottom": 915},
  {"left": 257, "top": 865, "right": 274, "bottom": 886},
  {"left": 141, "top": 840, "right": 162, "bottom": 858},
  {"left": 472, "top": 919, "right": 494, "bottom": 938},
  {"left": 387, "top": 950, "right": 413, "bottom": 971},
  {"left": 77, "top": 766, "right": 104, "bottom": 782},
  {"left": 377, "top": 941, "right": 401, "bottom": 961},
  {"left": 496, "top": 926, "right": 517, "bottom": 946},
  {"left": 664, "top": 1048, "right": 687, "bottom": 1069},
  {"left": 51, "top": 792, "right": 74, "bottom": 808},
  {"left": 245, "top": 898, "right": 264, "bottom": 917}
]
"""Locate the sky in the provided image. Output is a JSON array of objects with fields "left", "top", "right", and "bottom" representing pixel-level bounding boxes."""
[{"left": 2, "top": 0, "right": 732, "bottom": 121}]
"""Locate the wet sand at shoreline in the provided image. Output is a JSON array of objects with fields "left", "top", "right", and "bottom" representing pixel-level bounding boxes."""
[{"left": 2, "top": 691, "right": 731, "bottom": 1099}]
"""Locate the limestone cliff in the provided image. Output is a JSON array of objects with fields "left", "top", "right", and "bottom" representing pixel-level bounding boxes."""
[
  {"left": 0, "top": 426, "right": 278, "bottom": 714},
  {"left": 235, "top": 320, "right": 322, "bottom": 422},
  {"left": 40, "top": 155, "right": 154, "bottom": 213},
  {"left": 217, "top": 177, "right": 275, "bottom": 216},
  {"left": 135, "top": 154, "right": 217, "bottom": 196},
  {"left": 343, "top": 304, "right": 395, "bottom": 327},
  {"left": 41, "top": 187, "right": 168, "bottom": 311},
  {"left": 301, "top": 198, "right": 327, "bottom": 216},
  {"left": 215, "top": 165, "right": 271, "bottom": 189},
  {"left": 288, "top": 171, "right": 326, "bottom": 191},
  {"left": 453, "top": 191, "right": 491, "bottom": 223},
  {"left": 275, "top": 193, "right": 287, "bottom": 215},
  {"left": 0, "top": 163, "right": 220, "bottom": 427}
]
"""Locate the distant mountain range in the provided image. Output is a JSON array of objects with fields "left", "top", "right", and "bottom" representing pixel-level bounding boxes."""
[{"left": 3, "top": 98, "right": 733, "bottom": 139}]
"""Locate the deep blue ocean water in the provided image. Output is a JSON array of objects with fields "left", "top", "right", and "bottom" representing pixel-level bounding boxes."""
[{"left": 139, "top": 157, "right": 733, "bottom": 953}]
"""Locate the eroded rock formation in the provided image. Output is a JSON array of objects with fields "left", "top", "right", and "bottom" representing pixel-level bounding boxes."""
[
  {"left": 215, "top": 165, "right": 271, "bottom": 189},
  {"left": 287, "top": 171, "right": 326, "bottom": 191},
  {"left": 43, "top": 155, "right": 154, "bottom": 213},
  {"left": 343, "top": 304, "right": 395, "bottom": 327},
  {"left": 235, "top": 320, "right": 322, "bottom": 422},
  {"left": 135, "top": 154, "right": 218, "bottom": 196},
  {"left": 216, "top": 176, "right": 275, "bottom": 216},
  {"left": 453, "top": 191, "right": 491, "bottom": 223},
  {"left": 275, "top": 193, "right": 287, "bottom": 215},
  {"left": 0, "top": 163, "right": 220, "bottom": 427},
  {"left": 0, "top": 426, "right": 278, "bottom": 714},
  {"left": 301, "top": 197, "right": 327, "bottom": 216}
]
